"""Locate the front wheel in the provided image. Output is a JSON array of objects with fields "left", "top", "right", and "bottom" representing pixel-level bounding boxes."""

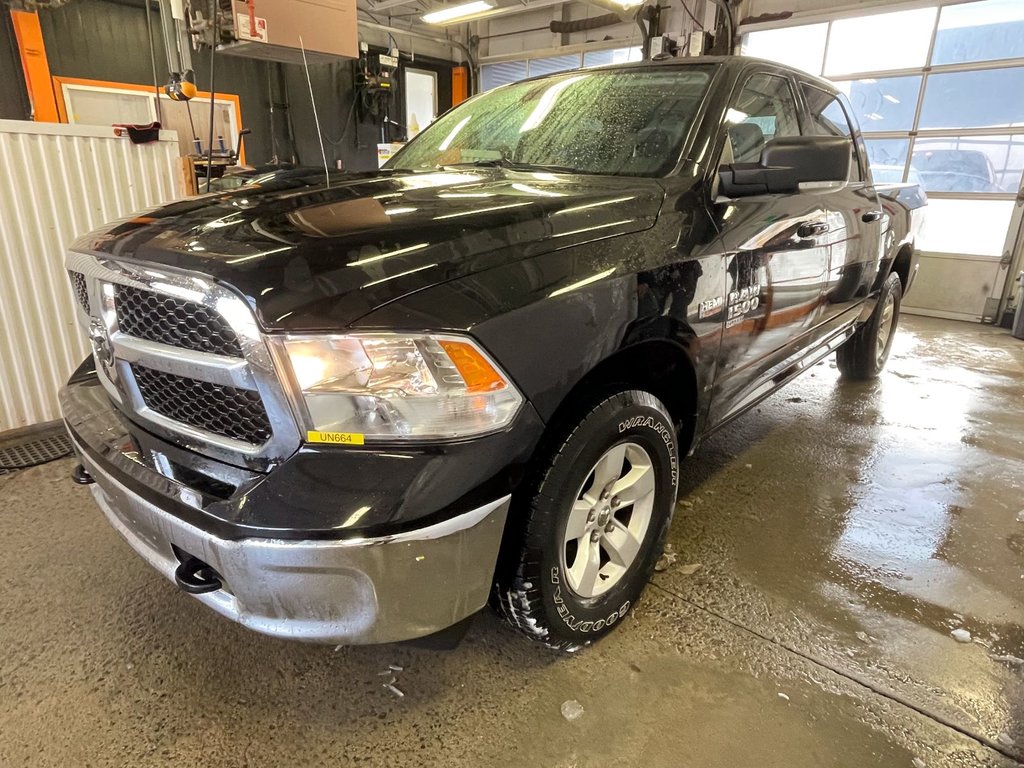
[
  {"left": 837, "top": 271, "right": 902, "bottom": 380},
  {"left": 492, "top": 389, "right": 679, "bottom": 651}
]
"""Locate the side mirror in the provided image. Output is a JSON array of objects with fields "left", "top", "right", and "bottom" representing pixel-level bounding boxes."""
[{"left": 718, "top": 135, "right": 851, "bottom": 197}]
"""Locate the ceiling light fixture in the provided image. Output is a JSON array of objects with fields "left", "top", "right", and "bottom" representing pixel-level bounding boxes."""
[{"left": 422, "top": 1, "right": 494, "bottom": 24}]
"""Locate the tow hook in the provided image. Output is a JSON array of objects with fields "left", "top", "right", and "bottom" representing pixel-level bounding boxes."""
[
  {"left": 72, "top": 464, "right": 94, "bottom": 485},
  {"left": 174, "top": 556, "right": 223, "bottom": 594}
]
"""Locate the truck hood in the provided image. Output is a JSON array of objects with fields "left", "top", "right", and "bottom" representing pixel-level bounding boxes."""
[{"left": 76, "top": 167, "right": 665, "bottom": 330}]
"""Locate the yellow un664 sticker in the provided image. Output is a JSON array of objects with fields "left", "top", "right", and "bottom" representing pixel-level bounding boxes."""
[{"left": 306, "top": 430, "right": 365, "bottom": 446}]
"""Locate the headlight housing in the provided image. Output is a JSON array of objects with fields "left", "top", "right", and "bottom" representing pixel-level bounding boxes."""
[{"left": 273, "top": 333, "right": 523, "bottom": 442}]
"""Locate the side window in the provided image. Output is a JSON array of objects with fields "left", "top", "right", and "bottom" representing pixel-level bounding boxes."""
[
  {"left": 725, "top": 73, "right": 802, "bottom": 164},
  {"left": 801, "top": 84, "right": 863, "bottom": 182}
]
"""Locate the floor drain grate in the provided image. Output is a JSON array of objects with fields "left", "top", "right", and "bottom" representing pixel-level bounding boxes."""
[{"left": 0, "top": 432, "right": 72, "bottom": 475}]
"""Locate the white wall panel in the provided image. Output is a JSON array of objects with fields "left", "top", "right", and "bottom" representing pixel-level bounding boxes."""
[
  {"left": 0, "top": 120, "right": 181, "bottom": 433},
  {"left": 903, "top": 252, "right": 1006, "bottom": 322}
]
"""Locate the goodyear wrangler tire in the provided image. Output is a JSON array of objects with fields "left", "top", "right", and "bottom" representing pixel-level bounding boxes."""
[
  {"left": 493, "top": 390, "right": 679, "bottom": 651},
  {"left": 837, "top": 271, "right": 902, "bottom": 380}
]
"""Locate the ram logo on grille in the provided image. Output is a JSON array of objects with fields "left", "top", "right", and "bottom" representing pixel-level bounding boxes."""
[{"left": 87, "top": 317, "right": 117, "bottom": 383}]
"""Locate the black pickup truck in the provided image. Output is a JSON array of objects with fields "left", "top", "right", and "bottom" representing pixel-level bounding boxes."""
[{"left": 61, "top": 56, "right": 924, "bottom": 651}]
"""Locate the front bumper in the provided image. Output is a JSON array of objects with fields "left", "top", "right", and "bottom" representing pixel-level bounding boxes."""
[
  {"left": 62, "top": 365, "right": 520, "bottom": 645},
  {"left": 76, "top": 439, "right": 509, "bottom": 644}
]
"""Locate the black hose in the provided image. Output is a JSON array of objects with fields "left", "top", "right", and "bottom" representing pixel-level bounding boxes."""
[
  {"left": 680, "top": 0, "right": 704, "bottom": 32},
  {"left": 708, "top": 0, "right": 734, "bottom": 52},
  {"left": 206, "top": 0, "right": 218, "bottom": 193},
  {"left": 143, "top": 0, "right": 163, "bottom": 123},
  {"left": 550, "top": 13, "right": 622, "bottom": 34},
  {"left": 266, "top": 61, "right": 278, "bottom": 163},
  {"left": 279, "top": 64, "right": 300, "bottom": 163},
  {"left": 635, "top": 6, "right": 651, "bottom": 60}
]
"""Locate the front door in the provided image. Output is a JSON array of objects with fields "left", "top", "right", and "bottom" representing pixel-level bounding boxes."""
[
  {"left": 800, "top": 83, "right": 884, "bottom": 332},
  {"left": 708, "top": 70, "right": 832, "bottom": 427}
]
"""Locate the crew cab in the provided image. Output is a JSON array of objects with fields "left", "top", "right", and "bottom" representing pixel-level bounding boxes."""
[{"left": 61, "top": 56, "right": 924, "bottom": 650}]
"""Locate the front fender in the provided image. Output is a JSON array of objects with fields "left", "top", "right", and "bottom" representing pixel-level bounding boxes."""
[{"left": 354, "top": 238, "right": 717, "bottom": 434}]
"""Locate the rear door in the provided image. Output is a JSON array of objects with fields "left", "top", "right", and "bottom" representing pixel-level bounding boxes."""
[
  {"left": 708, "top": 68, "right": 832, "bottom": 426},
  {"left": 799, "top": 83, "right": 884, "bottom": 332}
]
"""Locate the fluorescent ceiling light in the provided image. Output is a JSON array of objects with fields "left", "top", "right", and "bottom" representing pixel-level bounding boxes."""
[
  {"left": 615, "top": 0, "right": 645, "bottom": 6},
  {"left": 422, "top": 1, "right": 494, "bottom": 24}
]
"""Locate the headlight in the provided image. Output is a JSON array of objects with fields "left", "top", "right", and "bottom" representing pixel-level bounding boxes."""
[{"left": 274, "top": 333, "right": 524, "bottom": 442}]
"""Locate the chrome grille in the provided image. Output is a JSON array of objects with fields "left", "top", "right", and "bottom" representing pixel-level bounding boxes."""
[
  {"left": 132, "top": 364, "right": 272, "bottom": 444},
  {"left": 115, "top": 284, "right": 244, "bottom": 358},
  {"left": 64, "top": 252, "right": 301, "bottom": 469},
  {"left": 69, "top": 271, "right": 90, "bottom": 313}
]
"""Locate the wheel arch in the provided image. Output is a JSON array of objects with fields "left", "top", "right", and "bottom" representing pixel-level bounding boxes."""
[
  {"left": 892, "top": 242, "right": 914, "bottom": 291},
  {"left": 541, "top": 335, "right": 701, "bottom": 457}
]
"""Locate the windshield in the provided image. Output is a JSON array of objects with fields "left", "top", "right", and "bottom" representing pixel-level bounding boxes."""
[{"left": 387, "top": 66, "right": 714, "bottom": 177}]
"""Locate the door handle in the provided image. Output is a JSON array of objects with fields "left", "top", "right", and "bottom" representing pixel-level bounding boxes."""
[
  {"left": 797, "top": 221, "right": 829, "bottom": 238},
  {"left": 861, "top": 210, "right": 883, "bottom": 222}
]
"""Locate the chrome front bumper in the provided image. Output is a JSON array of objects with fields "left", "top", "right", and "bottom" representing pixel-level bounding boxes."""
[{"left": 73, "top": 439, "right": 510, "bottom": 645}]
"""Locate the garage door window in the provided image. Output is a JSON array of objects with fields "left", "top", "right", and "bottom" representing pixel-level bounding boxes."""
[
  {"left": 481, "top": 61, "right": 528, "bottom": 91},
  {"left": 824, "top": 7, "right": 937, "bottom": 75},
  {"left": 740, "top": 0, "right": 1024, "bottom": 267},
  {"left": 832, "top": 76, "right": 922, "bottom": 133},
  {"left": 480, "top": 47, "right": 642, "bottom": 92},
  {"left": 918, "top": 67, "right": 1024, "bottom": 130},
  {"left": 916, "top": 198, "right": 1016, "bottom": 256},
  {"left": 582, "top": 47, "right": 642, "bottom": 67},
  {"left": 932, "top": 0, "right": 1024, "bottom": 65},
  {"left": 740, "top": 23, "right": 828, "bottom": 77}
]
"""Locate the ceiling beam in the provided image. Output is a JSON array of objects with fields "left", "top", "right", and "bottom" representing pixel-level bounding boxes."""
[{"left": 365, "top": 0, "right": 424, "bottom": 12}]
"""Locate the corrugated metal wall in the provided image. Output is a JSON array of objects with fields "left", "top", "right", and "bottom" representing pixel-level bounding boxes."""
[{"left": 0, "top": 119, "right": 181, "bottom": 432}]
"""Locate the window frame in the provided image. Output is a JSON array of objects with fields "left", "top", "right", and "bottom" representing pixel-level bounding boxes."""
[
  {"left": 715, "top": 67, "right": 806, "bottom": 170},
  {"left": 53, "top": 75, "right": 244, "bottom": 163},
  {"left": 707, "top": 65, "right": 807, "bottom": 200},
  {"left": 797, "top": 80, "right": 867, "bottom": 185}
]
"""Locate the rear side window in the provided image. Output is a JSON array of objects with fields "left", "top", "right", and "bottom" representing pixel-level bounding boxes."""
[
  {"left": 801, "top": 84, "right": 864, "bottom": 181},
  {"left": 725, "top": 73, "right": 802, "bottom": 163}
]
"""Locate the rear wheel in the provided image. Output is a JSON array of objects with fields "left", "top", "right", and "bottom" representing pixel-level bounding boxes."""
[
  {"left": 837, "top": 272, "right": 902, "bottom": 379},
  {"left": 492, "top": 389, "right": 679, "bottom": 651}
]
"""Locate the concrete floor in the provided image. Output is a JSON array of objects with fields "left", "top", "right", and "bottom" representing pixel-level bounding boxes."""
[{"left": 1, "top": 315, "right": 1022, "bottom": 767}]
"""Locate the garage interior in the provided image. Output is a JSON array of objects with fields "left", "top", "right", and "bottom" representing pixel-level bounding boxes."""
[{"left": 1, "top": 0, "right": 1023, "bottom": 765}]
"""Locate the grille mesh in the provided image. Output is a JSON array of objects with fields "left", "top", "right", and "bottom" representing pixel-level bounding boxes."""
[
  {"left": 132, "top": 364, "right": 272, "bottom": 444},
  {"left": 115, "top": 284, "right": 244, "bottom": 358},
  {"left": 69, "top": 271, "right": 90, "bottom": 314}
]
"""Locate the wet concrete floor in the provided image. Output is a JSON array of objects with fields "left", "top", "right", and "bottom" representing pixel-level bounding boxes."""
[{"left": 1, "top": 315, "right": 1022, "bottom": 767}]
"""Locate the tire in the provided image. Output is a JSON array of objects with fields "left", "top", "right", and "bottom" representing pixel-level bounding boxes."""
[
  {"left": 492, "top": 389, "right": 679, "bottom": 651},
  {"left": 836, "top": 271, "right": 902, "bottom": 380}
]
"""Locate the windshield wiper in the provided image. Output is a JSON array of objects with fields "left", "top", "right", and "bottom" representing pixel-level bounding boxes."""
[{"left": 441, "top": 159, "right": 588, "bottom": 175}]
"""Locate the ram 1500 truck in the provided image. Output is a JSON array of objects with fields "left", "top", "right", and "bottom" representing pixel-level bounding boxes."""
[{"left": 61, "top": 56, "right": 925, "bottom": 651}]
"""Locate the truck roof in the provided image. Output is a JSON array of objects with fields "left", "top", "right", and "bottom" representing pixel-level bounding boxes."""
[{"left": 511, "top": 54, "right": 839, "bottom": 94}]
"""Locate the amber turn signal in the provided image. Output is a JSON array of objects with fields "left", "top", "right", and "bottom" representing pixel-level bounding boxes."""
[{"left": 439, "top": 340, "right": 507, "bottom": 393}]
